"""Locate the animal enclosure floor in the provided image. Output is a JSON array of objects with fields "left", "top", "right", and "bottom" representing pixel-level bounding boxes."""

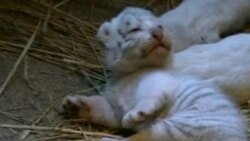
[{"left": 0, "top": 52, "right": 87, "bottom": 141}]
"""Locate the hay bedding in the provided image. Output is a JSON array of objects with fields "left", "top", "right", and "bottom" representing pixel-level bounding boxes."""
[{"left": 0, "top": 0, "right": 249, "bottom": 140}]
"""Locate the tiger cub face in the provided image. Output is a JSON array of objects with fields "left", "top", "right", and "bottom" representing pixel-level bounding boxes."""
[{"left": 97, "top": 7, "right": 172, "bottom": 75}]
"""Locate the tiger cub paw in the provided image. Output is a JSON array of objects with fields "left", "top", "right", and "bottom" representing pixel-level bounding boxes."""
[
  {"left": 122, "top": 109, "right": 149, "bottom": 129},
  {"left": 60, "top": 95, "right": 92, "bottom": 120}
]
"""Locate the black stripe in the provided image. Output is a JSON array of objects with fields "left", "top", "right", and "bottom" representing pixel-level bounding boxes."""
[
  {"left": 162, "top": 120, "right": 177, "bottom": 140},
  {"left": 169, "top": 119, "right": 205, "bottom": 131},
  {"left": 170, "top": 117, "right": 239, "bottom": 132},
  {"left": 174, "top": 84, "right": 209, "bottom": 111},
  {"left": 175, "top": 83, "right": 210, "bottom": 103},
  {"left": 170, "top": 120, "right": 195, "bottom": 138},
  {"left": 206, "top": 104, "right": 234, "bottom": 114},
  {"left": 182, "top": 92, "right": 215, "bottom": 108}
]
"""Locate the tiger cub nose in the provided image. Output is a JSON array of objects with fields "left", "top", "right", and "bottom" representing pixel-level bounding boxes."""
[{"left": 151, "top": 25, "right": 163, "bottom": 41}]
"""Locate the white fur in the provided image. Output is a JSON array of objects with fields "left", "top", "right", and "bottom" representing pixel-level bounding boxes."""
[
  {"left": 96, "top": 25, "right": 249, "bottom": 140},
  {"left": 97, "top": 1, "right": 250, "bottom": 104},
  {"left": 173, "top": 33, "right": 250, "bottom": 104},
  {"left": 95, "top": 69, "right": 247, "bottom": 141},
  {"left": 99, "top": 0, "right": 250, "bottom": 53},
  {"left": 160, "top": 0, "right": 250, "bottom": 52},
  {"left": 61, "top": 12, "right": 250, "bottom": 141}
]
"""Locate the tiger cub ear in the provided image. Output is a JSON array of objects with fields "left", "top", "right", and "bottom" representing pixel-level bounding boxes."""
[{"left": 97, "top": 22, "right": 112, "bottom": 44}]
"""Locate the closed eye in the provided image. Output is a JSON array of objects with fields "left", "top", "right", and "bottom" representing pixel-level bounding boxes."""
[{"left": 128, "top": 27, "right": 141, "bottom": 34}]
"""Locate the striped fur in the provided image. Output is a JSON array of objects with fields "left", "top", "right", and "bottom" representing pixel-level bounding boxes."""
[
  {"left": 61, "top": 71, "right": 247, "bottom": 141},
  {"left": 111, "top": 72, "right": 247, "bottom": 141},
  {"left": 97, "top": 4, "right": 250, "bottom": 104},
  {"left": 60, "top": 1, "right": 250, "bottom": 139},
  {"left": 97, "top": 0, "right": 250, "bottom": 53},
  {"left": 61, "top": 42, "right": 248, "bottom": 141}
]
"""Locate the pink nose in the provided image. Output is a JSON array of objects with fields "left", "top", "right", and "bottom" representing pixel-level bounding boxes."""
[{"left": 151, "top": 25, "right": 163, "bottom": 40}]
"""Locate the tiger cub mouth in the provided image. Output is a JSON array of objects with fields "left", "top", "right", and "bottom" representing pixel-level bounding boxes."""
[{"left": 147, "top": 42, "right": 170, "bottom": 57}]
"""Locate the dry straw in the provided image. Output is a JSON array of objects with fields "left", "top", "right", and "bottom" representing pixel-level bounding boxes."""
[{"left": 0, "top": 0, "right": 107, "bottom": 93}]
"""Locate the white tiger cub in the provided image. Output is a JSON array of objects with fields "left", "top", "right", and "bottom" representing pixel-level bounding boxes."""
[
  {"left": 60, "top": 22, "right": 247, "bottom": 141},
  {"left": 160, "top": 0, "right": 250, "bottom": 51},
  {"left": 97, "top": 6, "right": 250, "bottom": 104},
  {"left": 108, "top": 0, "right": 250, "bottom": 52},
  {"left": 173, "top": 34, "right": 250, "bottom": 105}
]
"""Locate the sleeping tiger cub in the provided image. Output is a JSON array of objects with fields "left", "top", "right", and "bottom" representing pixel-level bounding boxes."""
[
  {"left": 97, "top": 5, "right": 250, "bottom": 105},
  {"left": 109, "top": 0, "right": 250, "bottom": 52},
  {"left": 60, "top": 22, "right": 248, "bottom": 141}
]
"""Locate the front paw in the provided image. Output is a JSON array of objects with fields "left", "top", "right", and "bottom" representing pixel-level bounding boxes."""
[
  {"left": 60, "top": 95, "right": 92, "bottom": 120},
  {"left": 122, "top": 110, "right": 148, "bottom": 129}
]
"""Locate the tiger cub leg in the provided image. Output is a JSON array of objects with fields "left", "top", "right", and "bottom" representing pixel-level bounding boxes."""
[
  {"left": 122, "top": 93, "right": 168, "bottom": 129},
  {"left": 60, "top": 95, "right": 120, "bottom": 128}
]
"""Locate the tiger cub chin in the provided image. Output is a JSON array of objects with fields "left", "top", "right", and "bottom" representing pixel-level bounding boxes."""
[{"left": 60, "top": 20, "right": 247, "bottom": 141}]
